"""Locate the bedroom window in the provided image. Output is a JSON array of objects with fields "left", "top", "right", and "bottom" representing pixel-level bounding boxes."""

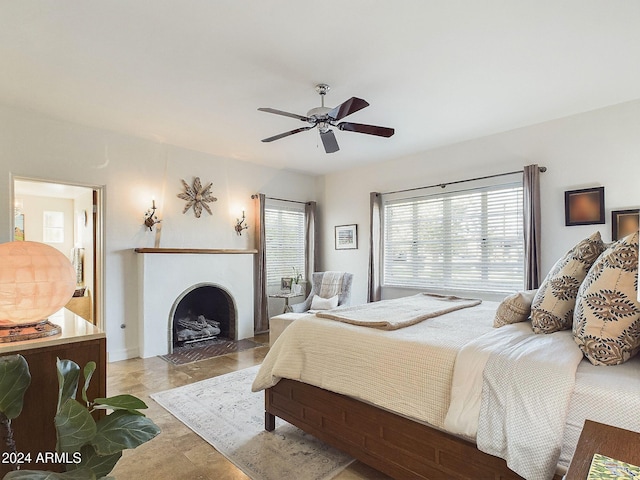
[
  {"left": 43, "top": 211, "right": 64, "bottom": 243},
  {"left": 265, "top": 200, "right": 305, "bottom": 287},
  {"left": 383, "top": 181, "right": 524, "bottom": 294}
]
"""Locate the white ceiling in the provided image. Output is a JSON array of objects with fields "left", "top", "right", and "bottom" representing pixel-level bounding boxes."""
[{"left": 1, "top": 1, "right": 640, "bottom": 175}]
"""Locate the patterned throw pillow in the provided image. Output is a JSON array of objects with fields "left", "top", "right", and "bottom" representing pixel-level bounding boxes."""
[
  {"left": 494, "top": 289, "right": 538, "bottom": 327},
  {"left": 531, "top": 232, "right": 606, "bottom": 334},
  {"left": 573, "top": 231, "right": 640, "bottom": 366}
]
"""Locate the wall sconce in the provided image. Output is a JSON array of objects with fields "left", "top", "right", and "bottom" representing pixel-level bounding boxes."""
[
  {"left": 144, "top": 199, "right": 161, "bottom": 231},
  {"left": 234, "top": 210, "right": 249, "bottom": 236},
  {"left": 0, "top": 241, "right": 76, "bottom": 342}
]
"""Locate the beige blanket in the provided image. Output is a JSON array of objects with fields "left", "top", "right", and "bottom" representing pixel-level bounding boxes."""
[
  {"left": 316, "top": 293, "right": 482, "bottom": 330},
  {"left": 252, "top": 301, "right": 498, "bottom": 430}
]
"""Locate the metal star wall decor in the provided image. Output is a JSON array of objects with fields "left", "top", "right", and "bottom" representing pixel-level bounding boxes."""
[{"left": 178, "top": 177, "right": 217, "bottom": 218}]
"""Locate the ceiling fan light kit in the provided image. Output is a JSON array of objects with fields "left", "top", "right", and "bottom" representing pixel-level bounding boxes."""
[{"left": 258, "top": 84, "right": 394, "bottom": 154}]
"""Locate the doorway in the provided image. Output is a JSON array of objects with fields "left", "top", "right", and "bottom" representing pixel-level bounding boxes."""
[{"left": 11, "top": 177, "right": 104, "bottom": 328}]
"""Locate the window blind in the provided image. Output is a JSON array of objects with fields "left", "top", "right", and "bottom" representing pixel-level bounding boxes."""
[
  {"left": 43, "top": 211, "right": 65, "bottom": 243},
  {"left": 265, "top": 200, "right": 306, "bottom": 287},
  {"left": 383, "top": 182, "right": 524, "bottom": 294}
]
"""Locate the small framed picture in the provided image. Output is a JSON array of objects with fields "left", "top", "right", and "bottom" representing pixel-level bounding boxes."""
[
  {"left": 335, "top": 224, "right": 358, "bottom": 250},
  {"left": 280, "top": 277, "right": 292, "bottom": 291},
  {"left": 565, "top": 187, "right": 605, "bottom": 226},
  {"left": 611, "top": 209, "right": 640, "bottom": 241}
]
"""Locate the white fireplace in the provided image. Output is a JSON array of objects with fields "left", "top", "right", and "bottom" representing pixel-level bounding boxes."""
[{"left": 136, "top": 249, "right": 255, "bottom": 358}]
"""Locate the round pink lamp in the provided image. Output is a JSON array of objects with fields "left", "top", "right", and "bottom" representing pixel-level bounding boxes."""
[{"left": 0, "top": 241, "right": 76, "bottom": 342}]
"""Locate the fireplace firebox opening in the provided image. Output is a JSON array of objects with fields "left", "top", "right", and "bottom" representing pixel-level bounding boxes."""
[{"left": 168, "top": 283, "right": 237, "bottom": 352}]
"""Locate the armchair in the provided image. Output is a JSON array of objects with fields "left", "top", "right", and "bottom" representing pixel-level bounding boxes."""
[
  {"left": 269, "top": 271, "right": 353, "bottom": 346},
  {"left": 291, "top": 271, "right": 353, "bottom": 313}
]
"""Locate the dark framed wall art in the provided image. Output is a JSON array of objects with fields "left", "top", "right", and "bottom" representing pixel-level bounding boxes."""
[
  {"left": 565, "top": 187, "right": 605, "bottom": 226},
  {"left": 611, "top": 209, "right": 640, "bottom": 241},
  {"left": 335, "top": 224, "right": 358, "bottom": 250}
]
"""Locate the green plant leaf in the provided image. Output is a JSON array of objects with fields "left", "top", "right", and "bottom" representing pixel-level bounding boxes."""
[
  {"left": 92, "top": 410, "right": 160, "bottom": 455},
  {"left": 55, "top": 399, "right": 97, "bottom": 453},
  {"left": 66, "top": 445, "right": 121, "bottom": 479},
  {"left": 0, "top": 354, "right": 31, "bottom": 419},
  {"left": 92, "top": 395, "right": 148, "bottom": 412},
  {"left": 3, "top": 468, "right": 95, "bottom": 479},
  {"left": 81, "top": 362, "right": 96, "bottom": 404},
  {"left": 56, "top": 358, "right": 80, "bottom": 414}
]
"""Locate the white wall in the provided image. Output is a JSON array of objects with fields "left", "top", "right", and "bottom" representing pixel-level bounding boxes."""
[
  {"left": 0, "top": 104, "right": 318, "bottom": 361},
  {"left": 321, "top": 100, "right": 640, "bottom": 305},
  {"left": 3, "top": 99, "right": 640, "bottom": 358}
]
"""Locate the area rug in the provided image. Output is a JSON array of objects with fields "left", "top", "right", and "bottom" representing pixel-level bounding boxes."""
[
  {"left": 150, "top": 365, "right": 354, "bottom": 480},
  {"left": 159, "top": 338, "right": 264, "bottom": 365}
]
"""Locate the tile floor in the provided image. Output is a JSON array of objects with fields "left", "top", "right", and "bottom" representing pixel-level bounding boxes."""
[{"left": 108, "top": 334, "right": 390, "bottom": 480}]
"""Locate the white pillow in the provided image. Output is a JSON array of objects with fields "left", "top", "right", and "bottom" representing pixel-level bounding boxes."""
[{"left": 310, "top": 294, "right": 339, "bottom": 311}]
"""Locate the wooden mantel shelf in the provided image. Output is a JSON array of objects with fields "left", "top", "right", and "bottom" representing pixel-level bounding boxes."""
[{"left": 134, "top": 248, "right": 258, "bottom": 254}]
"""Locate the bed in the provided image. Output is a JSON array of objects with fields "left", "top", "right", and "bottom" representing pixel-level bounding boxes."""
[{"left": 252, "top": 295, "right": 640, "bottom": 480}]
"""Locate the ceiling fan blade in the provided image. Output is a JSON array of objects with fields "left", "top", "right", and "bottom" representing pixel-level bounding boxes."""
[
  {"left": 258, "top": 107, "right": 309, "bottom": 122},
  {"left": 327, "top": 97, "right": 369, "bottom": 121},
  {"left": 338, "top": 122, "right": 395, "bottom": 137},
  {"left": 261, "top": 126, "right": 314, "bottom": 142},
  {"left": 320, "top": 130, "right": 339, "bottom": 154}
]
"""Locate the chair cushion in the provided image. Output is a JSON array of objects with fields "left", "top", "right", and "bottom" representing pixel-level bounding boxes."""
[
  {"left": 573, "top": 231, "right": 640, "bottom": 365},
  {"left": 310, "top": 294, "right": 339, "bottom": 310},
  {"left": 531, "top": 231, "right": 606, "bottom": 333},
  {"left": 494, "top": 289, "right": 538, "bottom": 327}
]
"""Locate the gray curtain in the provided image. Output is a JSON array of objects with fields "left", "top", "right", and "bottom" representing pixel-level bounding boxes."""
[
  {"left": 253, "top": 194, "right": 269, "bottom": 333},
  {"left": 523, "top": 165, "right": 542, "bottom": 290},
  {"left": 367, "top": 192, "right": 382, "bottom": 302},
  {"left": 304, "top": 201, "right": 318, "bottom": 291}
]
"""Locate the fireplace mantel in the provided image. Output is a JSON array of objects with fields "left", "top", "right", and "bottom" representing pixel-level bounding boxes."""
[{"left": 135, "top": 248, "right": 257, "bottom": 255}]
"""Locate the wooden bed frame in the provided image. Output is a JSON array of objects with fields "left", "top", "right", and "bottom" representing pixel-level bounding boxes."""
[{"left": 265, "top": 379, "right": 563, "bottom": 480}]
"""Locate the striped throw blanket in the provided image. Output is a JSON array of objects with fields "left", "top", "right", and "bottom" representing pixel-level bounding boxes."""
[{"left": 318, "top": 271, "right": 345, "bottom": 299}]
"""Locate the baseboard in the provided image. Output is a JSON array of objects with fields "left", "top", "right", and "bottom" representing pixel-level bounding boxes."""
[{"left": 107, "top": 347, "right": 139, "bottom": 362}]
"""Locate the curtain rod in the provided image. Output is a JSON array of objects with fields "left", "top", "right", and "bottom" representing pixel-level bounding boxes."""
[
  {"left": 251, "top": 194, "right": 308, "bottom": 205},
  {"left": 381, "top": 166, "right": 547, "bottom": 196}
]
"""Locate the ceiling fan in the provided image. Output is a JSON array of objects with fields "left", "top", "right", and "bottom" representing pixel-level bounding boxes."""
[{"left": 258, "top": 84, "right": 395, "bottom": 154}]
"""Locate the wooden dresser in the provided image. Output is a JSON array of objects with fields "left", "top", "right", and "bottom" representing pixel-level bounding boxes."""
[{"left": 0, "top": 309, "right": 106, "bottom": 476}]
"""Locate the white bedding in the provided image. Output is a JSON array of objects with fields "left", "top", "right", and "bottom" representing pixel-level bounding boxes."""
[
  {"left": 476, "top": 328, "right": 583, "bottom": 480},
  {"left": 443, "top": 322, "right": 535, "bottom": 437},
  {"left": 253, "top": 298, "right": 640, "bottom": 480},
  {"left": 252, "top": 301, "right": 499, "bottom": 429},
  {"left": 558, "top": 354, "right": 640, "bottom": 469},
  {"left": 445, "top": 322, "right": 640, "bottom": 479},
  {"left": 445, "top": 323, "right": 584, "bottom": 480}
]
